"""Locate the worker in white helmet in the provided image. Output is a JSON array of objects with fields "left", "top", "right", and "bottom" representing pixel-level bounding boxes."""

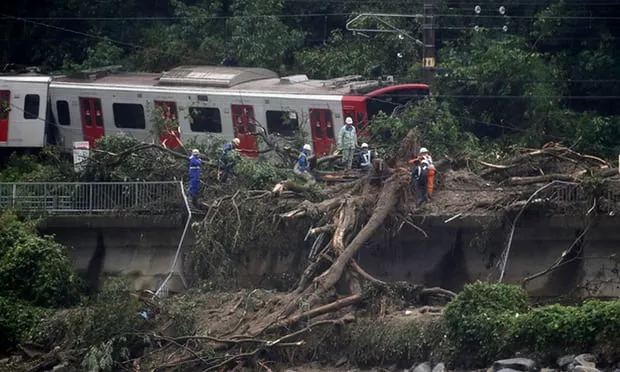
[
  {"left": 219, "top": 138, "right": 241, "bottom": 183},
  {"left": 409, "top": 146, "right": 436, "bottom": 205},
  {"left": 293, "top": 144, "right": 316, "bottom": 185},
  {"left": 338, "top": 117, "right": 358, "bottom": 170},
  {"left": 358, "top": 142, "right": 373, "bottom": 171},
  {"left": 188, "top": 148, "right": 204, "bottom": 207}
]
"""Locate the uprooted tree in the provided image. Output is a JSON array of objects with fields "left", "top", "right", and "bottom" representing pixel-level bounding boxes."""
[{"left": 8, "top": 117, "right": 620, "bottom": 370}]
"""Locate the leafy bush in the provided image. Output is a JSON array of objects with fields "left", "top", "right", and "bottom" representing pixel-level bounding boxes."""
[
  {"left": 32, "top": 279, "right": 143, "bottom": 348},
  {"left": 444, "top": 282, "right": 529, "bottom": 366},
  {"left": 235, "top": 157, "right": 290, "bottom": 189},
  {"left": 32, "top": 279, "right": 147, "bottom": 372},
  {"left": 443, "top": 282, "right": 620, "bottom": 367},
  {"left": 0, "top": 147, "right": 73, "bottom": 182},
  {"left": 0, "top": 296, "right": 49, "bottom": 349},
  {"left": 513, "top": 300, "right": 620, "bottom": 361},
  {"left": 369, "top": 98, "right": 480, "bottom": 159},
  {"left": 0, "top": 212, "right": 81, "bottom": 308}
]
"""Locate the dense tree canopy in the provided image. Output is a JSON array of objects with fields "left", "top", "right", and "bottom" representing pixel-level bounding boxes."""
[{"left": 1, "top": 0, "right": 619, "bottom": 157}]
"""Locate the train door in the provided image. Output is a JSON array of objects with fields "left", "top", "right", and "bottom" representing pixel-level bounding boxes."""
[
  {"left": 79, "top": 97, "right": 105, "bottom": 147},
  {"left": 231, "top": 104, "right": 258, "bottom": 158},
  {"left": 309, "top": 108, "right": 335, "bottom": 156},
  {"left": 154, "top": 101, "right": 181, "bottom": 149},
  {"left": 0, "top": 90, "right": 9, "bottom": 142}
]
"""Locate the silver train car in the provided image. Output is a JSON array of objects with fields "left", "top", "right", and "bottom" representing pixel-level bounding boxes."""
[{"left": 0, "top": 65, "right": 430, "bottom": 157}]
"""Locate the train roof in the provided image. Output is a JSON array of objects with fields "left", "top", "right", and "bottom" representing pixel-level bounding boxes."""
[
  {"left": 0, "top": 75, "right": 52, "bottom": 84},
  {"left": 50, "top": 65, "right": 390, "bottom": 96}
]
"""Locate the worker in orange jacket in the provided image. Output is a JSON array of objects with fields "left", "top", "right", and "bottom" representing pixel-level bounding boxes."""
[{"left": 408, "top": 147, "right": 436, "bottom": 205}]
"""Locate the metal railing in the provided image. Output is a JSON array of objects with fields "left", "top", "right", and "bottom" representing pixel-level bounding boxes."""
[
  {"left": 543, "top": 182, "right": 619, "bottom": 213},
  {"left": 0, "top": 181, "right": 184, "bottom": 214}
]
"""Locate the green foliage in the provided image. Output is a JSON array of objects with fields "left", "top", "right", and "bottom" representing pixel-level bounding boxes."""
[
  {"left": 441, "top": 282, "right": 620, "bottom": 367},
  {"left": 439, "top": 35, "right": 565, "bottom": 143},
  {"left": 513, "top": 300, "right": 620, "bottom": 360},
  {"left": 369, "top": 98, "right": 480, "bottom": 158},
  {"left": 0, "top": 211, "right": 80, "bottom": 308},
  {"left": 32, "top": 279, "right": 146, "bottom": 369},
  {"left": 0, "top": 296, "right": 49, "bottom": 349},
  {"left": 444, "top": 282, "right": 529, "bottom": 366},
  {"left": 62, "top": 37, "right": 125, "bottom": 72},
  {"left": 235, "top": 157, "right": 290, "bottom": 189},
  {"left": 228, "top": 0, "right": 304, "bottom": 71},
  {"left": 295, "top": 29, "right": 415, "bottom": 80},
  {"left": 0, "top": 147, "right": 74, "bottom": 182}
]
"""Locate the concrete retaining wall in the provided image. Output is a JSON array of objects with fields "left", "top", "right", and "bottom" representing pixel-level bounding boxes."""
[
  {"left": 38, "top": 215, "right": 195, "bottom": 293},
  {"left": 38, "top": 213, "right": 620, "bottom": 298}
]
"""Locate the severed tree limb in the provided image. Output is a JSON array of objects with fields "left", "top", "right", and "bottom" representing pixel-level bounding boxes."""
[
  {"left": 350, "top": 260, "right": 386, "bottom": 285},
  {"left": 421, "top": 286, "right": 457, "bottom": 298},
  {"left": 521, "top": 213, "right": 593, "bottom": 289},
  {"left": 495, "top": 180, "right": 580, "bottom": 283},
  {"left": 266, "top": 295, "right": 361, "bottom": 332},
  {"left": 478, "top": 159, "right": 517, "bottom": 170},
  {"left": 396, "top": 213, "right": 428, "bottom": 238},
  {"left": 502, "top": 173, "right": 578, "bottom": 186},
  {"left": 308, "top": 225, "right": 335, "bottom": 237},
  {"left": 332, "top": 198, "right": 358, "bottom": 252}
]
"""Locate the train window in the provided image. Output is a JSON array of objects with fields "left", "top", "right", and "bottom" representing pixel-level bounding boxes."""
[
  {"left": 57, "top": 101, "right": 71, "bottom": 126},
  {"left": 189, "top": 107, "right": 222, "bottom": 133},
  {"left": 324, "top": 110, "right": 334, "bottom": 139},
  {"left": 113, "top": 103, "right": 146, "bottom": 129},
  {"left": 23, "top": 94, "right": 40, "bottom": 119},
  {"left": 266, "top": 110, "right": 299, "bottom": 137},
  {"left": 0, "top": 91, "right": 9, "bottom": 120}
]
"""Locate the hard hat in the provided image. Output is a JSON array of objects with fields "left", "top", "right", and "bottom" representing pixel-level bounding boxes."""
[
  {"left": 303, "top": 144, "right": 312, "bottom": 151},
  {"left": 345, "top": 117, "right": 353, "bottom": 125},
  {"left": 233, "top": 138, "right": 241, "bottom": 146},
  {"left": 191, "top": 149, "right": 200, "bottom": 155},
  {"left": 361, "top": 143, "right": 368, "bottom": 148},
  {"left": 419, "top": 147, "right": 429, "bottom": 154}
]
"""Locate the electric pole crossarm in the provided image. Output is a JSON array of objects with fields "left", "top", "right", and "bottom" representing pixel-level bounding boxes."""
[{"left": 346, "top": 13, "right": 424, "bottom": 46}]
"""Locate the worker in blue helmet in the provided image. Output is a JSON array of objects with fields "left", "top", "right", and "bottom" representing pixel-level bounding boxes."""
[{"left": 294, "top": 144, "right": 316, "bottom": 185}]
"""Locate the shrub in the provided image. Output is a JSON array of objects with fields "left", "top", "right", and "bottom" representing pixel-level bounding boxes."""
[
  {"left": 444, "top": 282, "right": 529, "bottom": 366},
  {"left": 0, "top": 212, "right": 80, "bottom": 308},
  {"left": 0, "top": 296, "right": 49, "bottom": 349}
]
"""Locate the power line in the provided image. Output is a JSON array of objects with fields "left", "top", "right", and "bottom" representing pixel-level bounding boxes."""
[
  {"left": 3, "top": 12, "right": 620, "bottom": 21},
  {"left": 0, "top": 13, "right": 144, "bottom": 49}
]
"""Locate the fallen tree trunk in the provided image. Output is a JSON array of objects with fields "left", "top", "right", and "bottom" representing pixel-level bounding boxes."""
[
  {"left": 305, "top": 173, "right": 407, "bottom": 300},
  {"left": 502, "top": 173, "right": 578, "bottom": 186}
]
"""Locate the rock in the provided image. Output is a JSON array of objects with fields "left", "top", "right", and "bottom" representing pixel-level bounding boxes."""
[
  {"left": 574, "top": 367, "right": 601, "bottom": 372},
  {"left": 0, "top": 358, "right": 9, "bottom": 365},
  {"left": 492, "top": 358, "right": 539, "bottom": 372},
  {"left": 413, "top": 362, "right": 432, "bottom": 372},
  {"left": 335, "top": 356, "right": 348, "bottom": 368},
  {"left": 432, "top": 363, "right": 447, "bottom": 372},
  {"left": 557, "top": 355, "right": 575, "bottom": 369},
  {"left": 574, "top": 354, "right": 597, "bottom": 368},
  {"left": 496, "top": 369, "right": 524, "bottom": 372}
]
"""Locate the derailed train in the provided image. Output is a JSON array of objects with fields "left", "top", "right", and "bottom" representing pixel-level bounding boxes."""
[{"left": 0, "top": 65, "right": 429, "bottom": 157}]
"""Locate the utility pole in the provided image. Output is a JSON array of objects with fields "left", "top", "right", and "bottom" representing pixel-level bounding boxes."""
[{"left": 422, "top": 0, "right": 436, "bottom": 86}]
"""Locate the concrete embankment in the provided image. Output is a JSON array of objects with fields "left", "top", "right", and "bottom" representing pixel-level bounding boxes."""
[{"left": 38, "top": 212, "right": 620, "bottom": 298}]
